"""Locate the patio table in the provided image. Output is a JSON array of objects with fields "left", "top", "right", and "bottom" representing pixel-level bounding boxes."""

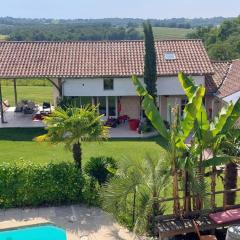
[{"left": 226, "top": 225, "right": 240, "bottom": 240}]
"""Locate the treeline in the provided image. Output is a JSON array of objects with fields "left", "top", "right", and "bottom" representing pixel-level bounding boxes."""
[
  {"left": 187, "top": 16, "right": 240, "bottom": 60},
  {"left": 1, "top": 24, "right": 142, "bottom": 41},
  {"left": 0, "top": 16, "right": 229, "bottom": 28}
]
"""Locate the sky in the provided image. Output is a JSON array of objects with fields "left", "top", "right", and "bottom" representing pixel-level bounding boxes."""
[{"left": 1, "top": 0, "right": 240, "bottom": 19}]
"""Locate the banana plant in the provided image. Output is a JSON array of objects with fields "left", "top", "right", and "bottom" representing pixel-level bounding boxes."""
[
  {"left": 178, "top": 72, "right": 240, "bottom": 209},
  {"left": 132, "top": 73, "right": 205, "bottom": 215}
]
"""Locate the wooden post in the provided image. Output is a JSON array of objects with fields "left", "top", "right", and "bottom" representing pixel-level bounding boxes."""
[
  {"left": 58, "top": 78, "right": 63, "bottom": 97},
  {"left": 13, "top": 78, "right": 17, "bottom": 106},
  {"left": 0, "top": 79, "right": 6, "bottom": 123}
]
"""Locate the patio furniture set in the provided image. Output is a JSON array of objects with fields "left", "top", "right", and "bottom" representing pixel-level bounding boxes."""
[
  {"left": 104, "top": 114, "right": 141, "bottom": 131},
  {"left": 15, "top": 100, "right": 52, "bottom": 121}
]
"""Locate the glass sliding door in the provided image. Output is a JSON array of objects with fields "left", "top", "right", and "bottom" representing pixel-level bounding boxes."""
[
  {"left": 98, "top": 96, "right": 107, "bottom": 116},
  {"left": 108, "top": 96, "right": 117, "bottom": 117},
  {"left": 92, "top": 96, "right": 117, "bottom": 118}
]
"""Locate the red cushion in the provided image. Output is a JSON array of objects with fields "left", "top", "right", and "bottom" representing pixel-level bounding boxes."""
[{"left": 209, "top": 208, "right": 240, "bottom": 224}]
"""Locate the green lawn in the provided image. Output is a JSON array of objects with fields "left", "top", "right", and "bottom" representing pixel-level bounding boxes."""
[
  {"left": 0, "top": 128, "right": 164, "bottom": 165},
  {"left": 2, "top": 86, "right": 53, "bottom": 105},
  {"left": 0, "top": 128, "right": 239, "bottom": 213},
  {"left": 137, "top": 27, "right": 193, "bottom": 40}
]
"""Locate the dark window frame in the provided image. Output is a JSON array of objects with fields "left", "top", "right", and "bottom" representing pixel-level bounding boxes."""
[{"left": 103, "top": 78, "right": 114, "bottom": 90}]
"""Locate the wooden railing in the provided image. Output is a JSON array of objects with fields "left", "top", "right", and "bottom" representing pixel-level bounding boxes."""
[{"left": 157, "top": 188, "right": 240, "bottom": 216}]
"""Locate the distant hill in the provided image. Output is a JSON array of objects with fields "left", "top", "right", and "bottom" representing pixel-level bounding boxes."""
[
  {"left": 0, "top": 16, "right": 231, "bottom": 28},
  {"left": 0, "top": 16, "right": 234, "bottom": 42}
]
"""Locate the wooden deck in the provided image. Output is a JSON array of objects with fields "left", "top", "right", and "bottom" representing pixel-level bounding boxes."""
[{"left": 156, "top": 206, "right": 240, "bottom": 239}]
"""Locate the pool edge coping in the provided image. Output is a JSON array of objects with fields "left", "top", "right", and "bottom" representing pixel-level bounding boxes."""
[{"left": 0, "top": 219, "right": 52, "bottom": 232}]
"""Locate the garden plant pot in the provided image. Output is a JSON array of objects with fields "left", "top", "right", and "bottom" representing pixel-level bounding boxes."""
[{"left": 128, "top": 119, "right": 140, "bottom": 131}]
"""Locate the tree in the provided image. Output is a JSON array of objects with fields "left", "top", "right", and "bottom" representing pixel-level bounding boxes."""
[
  {"left": 221, "top": 128, "right": 240, "bottom": 205},
  {"left": 187, "top": 16, "right": 240, "bottom": 60},
  {"left": 36, "top": 105, "right": 109, "bottom": 171},
  {"left": 102, "top": 155, "right": 170, "bottom": 234},
  {"left": 132, "top": 73, "right": 205, "bottom": 216},
  {"left": 178, "top": 73, "right": 240, "bottom": 209},
  {"left": 143, "top": 21, "right": 157, "bottom": 102},
  {"left": 133, "top": 72, "right": 240, "bottom": 215}
]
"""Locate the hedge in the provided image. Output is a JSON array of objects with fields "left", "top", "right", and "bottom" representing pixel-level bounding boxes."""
[{"left": 0, "top": 162, "right": 85, "bottom": 208}]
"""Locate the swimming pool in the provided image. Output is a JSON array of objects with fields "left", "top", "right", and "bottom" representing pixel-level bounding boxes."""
[{"left": 0, "top": 224, "right": 67, "bottom": 240}]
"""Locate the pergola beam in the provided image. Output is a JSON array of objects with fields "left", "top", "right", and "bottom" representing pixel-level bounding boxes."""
[{"left": 46, "top": 78, "right": 62, "bottom": 96}]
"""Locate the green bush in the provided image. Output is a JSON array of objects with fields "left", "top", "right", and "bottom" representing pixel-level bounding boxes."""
[
  {"left": 0, "top": 162, "right": 85, "bottom": 208},
  {"left": 84, "top": 157, "right": 117, "bottom": 185}
]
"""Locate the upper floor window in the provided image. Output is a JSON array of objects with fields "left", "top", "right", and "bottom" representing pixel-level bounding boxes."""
[
  {"left": 104, "top": 78, "right": 114, "bottom": 90},
  {"left": 164, "top": 52, "right": 176, "bottom": 60}
]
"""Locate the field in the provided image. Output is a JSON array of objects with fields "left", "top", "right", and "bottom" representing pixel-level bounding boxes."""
[
  {"left": 2, "top": 86, "right": 53, "bottom": 105},
  {"left": 137, "top": 27, "right": 193, "bottom": 40},
  {"left": 0, "top": 128, "right": 164, "bottom": 165},
  {"left": 0, "top": 34, "right": 7, "bottom": 40}
]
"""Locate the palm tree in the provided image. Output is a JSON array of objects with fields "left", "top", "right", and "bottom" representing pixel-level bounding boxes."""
[
  {"left": 36, "top": 105, "right": 109, "bottom": 170},
  {"left": 132, "top": 73, "right": 205, "bottom": 216},
  {"left": 133, "top": 72, "right": 240, "bottom": 215},
  {"left": 179, "top": 73, "right": 240, "bottom": 209},
  {"left": 221, "top": 128, "right": 240, "bottom": 205},
  {"left": 102, "top": 155, "right": 170, "bottom": 234}
]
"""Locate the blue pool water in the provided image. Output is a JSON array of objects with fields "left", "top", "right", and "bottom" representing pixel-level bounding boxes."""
[{"left": 0, "top": 225, "right": 67, "bottom": 240}]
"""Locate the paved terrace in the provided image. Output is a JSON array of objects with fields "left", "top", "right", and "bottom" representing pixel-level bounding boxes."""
[
  {"left": 0, "top": 205, "right": 135, "bottom": 240},
  {"left": 0, "top": 107, "right": 158, "bottom": 139}
]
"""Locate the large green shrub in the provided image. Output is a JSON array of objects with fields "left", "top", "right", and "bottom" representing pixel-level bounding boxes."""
[
  {"left": 0, "top": 162, "right": 85, "bottom": 208},
  {"left": 84, "top": 157, "right": 117, "bottom": 185}
]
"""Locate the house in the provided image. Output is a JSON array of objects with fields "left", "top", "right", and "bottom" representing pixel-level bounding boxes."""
[
  {"left": 0, "top": 40, "right": 238, "bottom": 124},
  {"left": 206, "top": 59, "right": 240, "bottom": 119}
]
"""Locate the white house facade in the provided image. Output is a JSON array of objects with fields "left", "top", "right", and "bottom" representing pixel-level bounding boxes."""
[{"left": 59, "top": 75, "right": 205, "bottom": 121}]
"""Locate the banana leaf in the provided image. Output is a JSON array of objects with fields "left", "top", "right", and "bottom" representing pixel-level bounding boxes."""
[
  {"left": 178, "top": 72, "right": 210, "bottom": 139},
  {"left": 132, "top": 75, "right": 169, "bottom": 143},
  {"left": 221, "top": 97, "right": 240, "bottom": 133},
  {"left": 210, "top": 103, "right": 234, "bottom": 137},
  {"left": 201, "top": 155, "right": 233, "bottom": 168},
  {"left": 180, "top": 85, "right": 205, "bottom": 142}
]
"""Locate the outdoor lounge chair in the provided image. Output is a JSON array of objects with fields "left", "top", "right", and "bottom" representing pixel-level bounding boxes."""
[
  {"left": 42, "top": 102, "right": 51, "bottom": 114},
  {"left": 23, "top": 101, "right": 37, "bottom": 114},
  {"left": 193, "top": 220, "right": 217, "bottom": 240}
]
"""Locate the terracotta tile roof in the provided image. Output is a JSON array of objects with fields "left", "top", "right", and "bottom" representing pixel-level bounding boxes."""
[
  {"left": 206, "top": 60, "right": 240, "bottom": 98},
  {"left": 0, "top": 40, "right": 213, "bottom": 78},
  {"left": 217, "top": 59, "right": 240, "bottom": 98},
  {"left": 205, "top": 61, "right": 231, "bottom": 94}
]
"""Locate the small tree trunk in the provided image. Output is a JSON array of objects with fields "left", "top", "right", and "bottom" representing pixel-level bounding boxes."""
[
  {"left": 183, "top": 170, "right": 191, "bottom": 216},
  {"left": 72, "top": 141, "right": 82, "bottom": 170},
  {"left": 172, "top": 161, "right": 180, "bottom": 216},
  {"left": 211, "top": 166, "right": 217, "bottom": 209},
  {"left": 195, "top": 152, "right": 204, "bottom": 210},
  {"left": 224, "top": 161, "right": 238, "bottom": 206}
]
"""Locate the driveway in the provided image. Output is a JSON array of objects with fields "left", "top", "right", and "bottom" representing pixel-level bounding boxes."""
[{"left": 0, "top": 205, "right": 135, "bottom": 240}]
